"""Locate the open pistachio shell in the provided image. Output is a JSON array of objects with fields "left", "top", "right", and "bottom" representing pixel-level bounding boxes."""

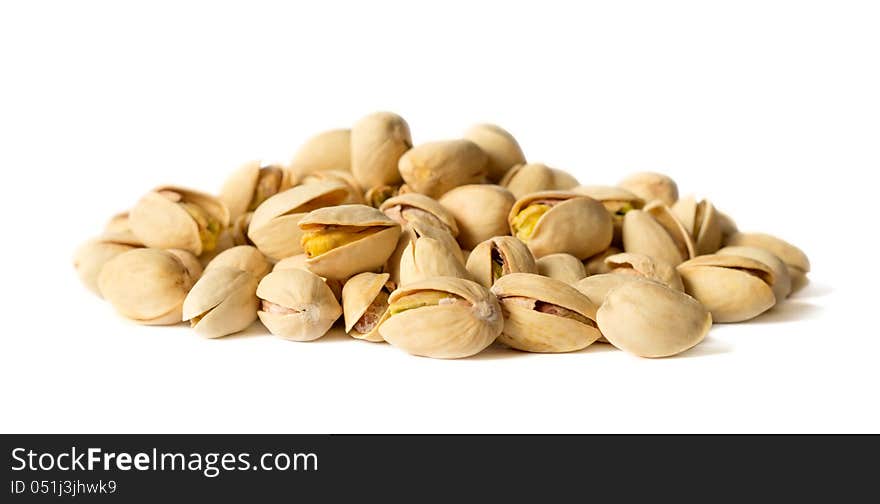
[
  {"left": 672, "top": 196, "right": 722, "bottom": 255},
  {"left": 204, "top": 245, "right": 270, "bottom": 279},
  {"left": 466, "top": 236, "right": 538, "bottom": 288},
  {"left": 597, "top": 279, "right": 711, "bottom": 358},
  {"left": 500, "top": 163, "right": 579, "bottom": 199},
  {"left": 379, "top": 277, "right": 503, "bottom": 359},
  {"left": 256, "top": 269, "right": 342, "bottom": 341},
  {"left": 397, "top": 139, "right": 488, "bottom": 198},
  {"left": 583, "top": 247, "right": 621, "bottom": 276},
  {"left": 74, "top": 236, "right": 141, "bottom": 296},
  {"left": 182, "top": 267, "right": 260, "bottom": 338},
  {"left": 247, "top": 181, "right": 351, "bottom": 260},
  {"left": 399, "top": 235, "right": 472, "bottom": 286},
  {"left": 573, "top": 185, "right": 645, "bottom": 246},
  {"left": 618, "top": 172, "right": 679, "bottom": 206},
  {"left": 463, "top": 124, "right": 526, "bottom": 182},
  {"left": 130, "top": 186, "right": 230, "bottom": 257},
  {"left": 723, "top": 232, "right": 810, "bottom": 285},
  {"left": 508, "top": 191, "right": 613, "bottom": 259},
  {"left": 536, "top": 253, "right": 587, "bottom": 285},
  {"left": 300, "top": 169, "right": 365, "bottom": 205},
  {"left": 380, "top": 192, "right": 459, "bottom": 237},
  {"left": 677, "top": 254, "right": 776, "bottom": 323},
  {"left": 98, "top": 248, "right": 201, "bottom": 325},
  {"left": 219, "top": 161, "right": 288, "bottom": 221},
  {"left": 622, "top": 202, "right": 695, "bottom": 266},
  {"left": 491, "top": 273, "right": 601, "bottom": 353},
  {"left": 341, "top": 272, "right": 392, "bottom": 342},
  {"left": 384, "top": 217, "right": 464, "bottom": 290},
  {"left": 351, "top": 112, "right": 411, "bottom": 188},
  {"left": 717, "top": 245, "right": 792, "bottom": 300},
  {"left": 438, "top": 184, "right": 515, "bottom": 250},
  {"left": 605, "top": 252, "right": 684, "bottom": 291},
  {"left": 299, "top": 204, "right": 401, "bottom": 280},
  {"left": 289, "top": 128, "right": 351, "bottom": 177}
]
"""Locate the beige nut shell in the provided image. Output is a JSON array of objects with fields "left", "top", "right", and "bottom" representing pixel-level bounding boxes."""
[
  {"left": 397, "top": 139, "right": 488, "bottom": 198},
  {"left": 204, "top": 245, "right": 270, "bottom": 279},
  {"left": 618, "top": 172, "right": 679, "bottom": 206},
  {"left": 463, "top": 124, "right": 526, "bottom": 182},
  {"left": 509, "top": 191, "right": 613, "bottom": 259},
  {"left": 351, "top": 112, "right": 411, "bottom": 188},
  {"left": 672, "top": 196, "right": 722, "bottom": 255},
  {"left": 379, "top": 192, "right": 459, "bottom": 236},
  {"left": 622, "top": 202, "right": 695, "bottom": 266},
  {"left": 438, "top": 184, "right": 515, "bottom": 250},
  {"left": 536, "top": 253, "right": 587, "bottom": 285},
  {"left": 717, "top": 245, "right": 792, "bottom": 300},
  {"left": 677, "top": 254, "right": 776, "bottom": 323},
  {"left": 289, "top": 128, "right": 352, "bottom": 177},
  {"left": 256, "top": 269, "right": 342, "bottom": 341},
  {"left": 605, "top": 252, "right": 684, "bottom": 291},
  {"left": 182, "top": 267, "right": 260, "bottom": 338},
  {"left": 500, "top": 163, "right": 579, "bottom": 199},
  {"left": 130, "top": 186, "right": 230, "bottom": 256},
  {"left": 341, "top": 272, "right": 392, "bottom": 342},
  {"left": 399, "top": 236, "right": 472, "bottom": 286},
  {"left": 466, "top": 236, "right": 537, "bottom": 288}
]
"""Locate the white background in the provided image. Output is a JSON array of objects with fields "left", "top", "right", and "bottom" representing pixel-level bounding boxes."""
[{"left": 1, "top": 0, "right": 876, "bottom": 433}]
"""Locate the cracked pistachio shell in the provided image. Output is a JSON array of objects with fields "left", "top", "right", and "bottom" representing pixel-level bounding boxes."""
[
  {"left": 341, "top": 272, "right": 392, "bottom": 342},
  {"left": 491, "top": 273, "right": 601, "bottom": 353},
  {"left": 717, "top": 246, "right": 792, "bottom": 300},
  {"left": 273, "top": 254, "right": 343, "bottom": 300},
  {"left": 247, "top": 181, "right": 351, "bottom": 261},
  {"left": 384, "top": 219, "right": 464, "bottom": 290},
  {"left": 98, "top": 248, "right": 201, "bottom": 325},
  {"left": 256, "top": 269, "right": 342, "bottom": 341},
  {"left": 299, "top": 204, "right": 401, "bottom": 280},
  {"left": 573, "top": 185, "right": 645, "bottom": 246},
  {"left": 397, "top": 139, "right": 488, "bottom": 198},
  {"left": 677, "top": 254, "right": 776, "bottom": 323},
  {"left": 536, "top": 253, "right": 587, "bottom": 285},
  {"left": 380, "top": 192, "right": 459, "bottom": 237},
  {"left": 723, "top": 232, "right": 810, "bottom": 283},
  {"left": 399, "top": 235, "right": 472, "bottom": 286},
  {"left": 219, "top": 161, "right": 289, "bottom": 221},
  {"left": 379, "top": 277, "right": 503, "bottom": 359},
  {"left": 597, "top": 279, "right": 711, "bottom": 358},
  {"left": 182, "top": 267, "right": 260, "bottom": 338},
  {"left": 204, "top": 245, "right": 270, "bottom": 279},
  {"left": 508, "top": 191, "right": 613, "bottom": 259},
  {"left": 672, "top": 196, "right": 722, "bottom": 255},
  {"left": 300, "top": 169, "right": 365, "bottom": 205},
  {"left": 289, "top": 128, "right": 351, "bottom": 177},
  {"left": 466, "top": 236, "right": 537, "bottom": 288},
  {"left": 130, "top": 186, "right": 230, "bottom": 257},
  {"left": 618, "top": 172, "right": 679, "bottom": 206},
  {"left": 74, "top": 234, "right": 142, "bottom": 296},
  {"left": 605, "top": 252, "right": 684, "bottom": 291},
  {"left": 500, "top": 163, "right": 579, "bottom": 199},
  {"left": 438, "top": 184, "right": 515, "bottom": 250},
  {"left": 583, "top": 247, "right": 621, "bottom": 276},
  {"left": 351, "top": 112, "right": 411, "bottom": 188},
  {"left": 622, "top": 202, "right": 695, "bottom": 266},
  {"left": 463, "top": 124, "right": 526, "bottom": 182}
]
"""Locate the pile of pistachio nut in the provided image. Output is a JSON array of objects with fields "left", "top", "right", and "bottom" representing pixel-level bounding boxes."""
[{"left": 74, "top": 112, "right": 810, "bottom": 359}]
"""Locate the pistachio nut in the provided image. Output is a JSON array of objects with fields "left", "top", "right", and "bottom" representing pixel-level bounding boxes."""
[
  {"left": 572, "top": 185, "right": 644, "bottom": 246},
  {"left": 364, "top": 184, "right": 400, "bottom": 208},
  {"left": 723, "top": 232, "right": 810, "bottom": 290},
  {"left": 219, "top": 161, "right": 288, "bottom": 221},
  {"left": 597, "top": 279, "right": 711, "bottom": 358},
  {"left": 182, "top": 267, "right": 260, "bottom": 338},
  {"left": 342, "top": 272, "right": 393, "bottom": 342},
  {"left": 466, "top": 236, "right": 538, "bottom": 288},
  {"left": 256, "top": 269, "right": 342, "bottom": 341},
  {"left": 491, "top": 273, "right": 601, "bottom": 353},
  {"left": 397, "top": 139, "right": 488, "bottom": 198},
  {"left": 438, "top": 184, "right": 515, "bottom": 250},
  {"left": 617, "top": 171, "right": 679, "bottom": 206},
  {"left": 379, "top": 277, "right": 503, "bottom": 359},
  {"left": 399, "top": 235, "right": 472, "bottom": 286},
  {"left": 98, "top": 248, "right": 202, "bottom": 325},
  {"left": 204, "top": 245, "right": 270, "bottom": 279},
  {"left": 508, "top": 191, "right": 613, "bottom": 259},
  {"left": 380, "top": 192, "right": 459, "bottom": 237},
  {"left": 299, "top": 204, "right": 401, "bottom": 280},
  {"left": 130, "top": 186, "right": 230, "bottom": 256},
  {"left": 299, "top": 169, "right": 365, "bottom": 205},
  {"left": 717, "top": 246, "right": 792, "bottom": 300},
  {"left": 73, "top": 232, "right": 142, "bottom": 296},
  {"left": 272, "top": 254, "right": 343, "bottom": 300},
  {"left": 622, "top": 201, "right": 695, "bottom": 266},
  {"left": 672, "top": 196, "right": 722, "bottom": 255},
  {"left": 463, "top": 123, "right": 526, "bottom": 182},
  {"left": 500, "top": 163, "right": 579, "bottom": 199},
  {"left": 384, "top": 217, "right": 465, "bottom": 289},
  {"left": 247, "top": 181, "right": 351, "bottom": 261},
  {"left": 573, "top": 273, "right": 636, "bottom": 308},
  {"left": 289, "top": 128, "right": 351, "bottom": 177},
  {"left": 536, "top": 253, "right": 587, "bottom": 285},
  {"left": 605, "top": 252, "right": 684, "bottom": 291},
  {"left": 583, "top": 247, "right": 621, "bottom": 276},
  {"left": 351, "top": 112, "right": 411, "bottom": 188},
  {"left": 677, "top": 254, "right": 776, "bottom": 323}
]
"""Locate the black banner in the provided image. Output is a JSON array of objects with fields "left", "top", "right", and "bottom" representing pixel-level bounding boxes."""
[{"left": 1, "top": 435, "right": 875, "bottom": 501}]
